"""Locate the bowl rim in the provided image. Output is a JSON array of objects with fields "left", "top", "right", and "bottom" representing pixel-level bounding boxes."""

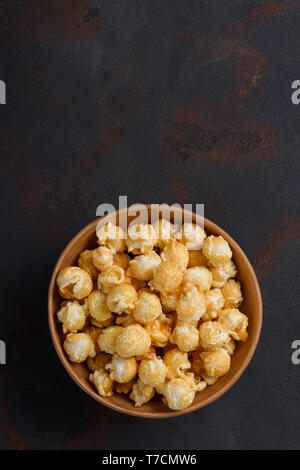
[{"left": 48, "top": 207, "right": 263, "bottom": 418}]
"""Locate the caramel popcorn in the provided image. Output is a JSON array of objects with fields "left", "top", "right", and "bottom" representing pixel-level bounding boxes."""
[
  {"left": 126, "top": 223, "right": 157, "bottom": 254},
  {"left": 210, "top": 260, "right": 237, "bottom": 288},
  {"left": 201, "top": 349, "right": 231, "bottom": 377},
  {"left": 57, "top": 301, "right": 86, "bottom": 334},
  {"left": 106, "top": 353, "right": 138, "bottom": 383},
  {"left": 176, "top": 287, "right": 206, "bottom": 323},
  {"left": 177, "top": 223, "right": 206, "bottom": 250},
  {"left": 199, "top": 321, "right": 230, "bottom": 350},
  {"left": 139, "top": 355, "right": 167, "bottom": 387},
  {"left": 182, "top": 266, "right": 212, "bottom": 292},
  {"left": 127, "top": 251, "right": 161, "bottom": 281},
  {"left": 86, "top": 290, "right": 111, "bottom": 323},
  {"left": 78, "top": 250, "right": 99, "bottom": 279},
  {"left": 202, "top": 288, "right": 225, "bottom": 321},
  {"left": 218, "top": 308, "right": 248, "bottom": 341},
  {"left": 57, "top": 266, "right": 93, "bottom": 300},
  {"left": 116, "top": 324, "right": 151, "bottom": 358},
  {"left": 161, "top": 240, "right": 189, "bottom": 271},
  {"left": 133, "top": 289, "right": 162, "bottom": 324},
  {"left": 56, "top": 218, "right": 248, "bottom": 411},
  {"left": 163, "top": 348, "right": 191, "bottom": 379},
  {"left": 203, "top": 235, "right": 232, "bottom": 266},
  {"left": 87, "top": 351, "right": 111, "bottom": 372},
  {"left": 149, "top": 261, "right": 183, "bottom": 294},
  {"left": 130, "top": 378, "right": 155, "bottom": 407},
  {"left": 106, "top": 283, "right": 137, "bottom": 314},
  {"left": 89, "top": 369, "right": 114, "bottom": 397},
  {"left": 63, "top": 333, "right": 92, "bottom": 363},
  {"left": 145, "top": 314, "right": 173, "bottom": 348},
  {"left": 160, "top": 378, "right": 196, "bottom": 410},
  {"left": 96, "top": 223, "right": 126, "bottom": 253},
  {"left": 97, "top": 326, "right": 123, "bottom": 355},
  {"left": 92, "top": 246, "right": 114, "bottom": 271},
  {"left": 97, "top": 265, "right": 125, "bottom": 293},
  {"left": 188, "top": 249, "right": 209, "bottom": 268},
  {"left": 159, "top": 288, "right": 181, "bottom": 312},
  {"left": 170, "top": 323, "right": 200, "bottom": 352},
  {"left": 113, "top": 252, "right": 131, "bottom": 270},
  {"left": 152, "top": 218, "right": 176, "bottom": 248},
  {"left": 221, "top": 280, "right": 243, "bottom": 309}
]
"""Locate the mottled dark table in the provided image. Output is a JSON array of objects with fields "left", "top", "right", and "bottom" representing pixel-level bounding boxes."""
[{"left": 1, "top": 0, "right": 300, "bottom": 450}]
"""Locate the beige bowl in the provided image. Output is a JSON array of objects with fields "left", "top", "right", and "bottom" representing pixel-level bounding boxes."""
[{"left": 48, "top": 206, "right": 262, "bottom": 418}]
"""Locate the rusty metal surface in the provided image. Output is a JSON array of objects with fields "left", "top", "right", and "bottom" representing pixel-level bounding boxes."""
[{"left": 1, "top": 0, "right": 300, "bottom": 449}]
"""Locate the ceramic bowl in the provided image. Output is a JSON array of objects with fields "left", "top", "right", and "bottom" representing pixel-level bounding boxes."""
[{"left": 48, "top": 205, "right": 262, "bottom": 418}]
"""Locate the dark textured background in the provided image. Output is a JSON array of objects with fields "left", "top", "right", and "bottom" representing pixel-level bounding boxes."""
[{"left": 1, "top": 0, "right": 300, "bottom": 450}]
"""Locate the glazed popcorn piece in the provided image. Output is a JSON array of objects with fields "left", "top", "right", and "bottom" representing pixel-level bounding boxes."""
[
  {"left": 127, "top": 251, "right": 161, "bottom": 281},
  {"left": 57, "top": 266, "right": 93, "bottom": 300},
  {"left": 149, "top": 261, "right": 184, "bottom": 294},
  {"left": 183, "top": 372, "right": 207, "bottom": 392},
  {"left": 113, "top": 252, "right": 131, "bottom": 270},
  {"left": 97, "top": 326, "right": 123, "bottom": 355},
  {"left": 138, "top": 355, "right": 167, "bottom": 387},
  {"left": 177, "top": 223, "right": 206, "bottom": 250},
  {"left": 201, "top": 349, "right": 231, "bottom": 377},
  {"left": 56, "top": 218, "right": 248, "bottom": 411},
  {"left": 105, "top": 353, "right": 138, "bottom": 383},
  {"left": 92, "top": 246, "right": 114, "bottom": 271},
  {"left": 116, "top": 324, "right": 151, "bottom": 358},
  {"left": 182, "top": 266, "right": 212, "bottom": 292},
  {"left": 57, "top": 301, "right": 86, "bottom": 334},
  {"left": 89, "top": 368, "right": 113, "bottom": 397},
  {"left": 152, "top": 218, "right": 176, "bottom": 248},
  {"left": 133, "top": 289, "right": 162, "bottom": 324},
  {"left": 202, "top": 288, "right": 225, "bottom": 321},
  {"left": 170, "top": 323, "right": 200, "bottom": 352},
  {"left": 130, "top": 378, "right": 155, "bottom": 407},
  {"left": 115, "top": 380, "right": 134, "bottom": 394},
  {"left": 221, "top": 280, "right": 243, "bottom": 308},
  {"left": 190, "top": 351, "right": 204, "bottom": 377},
  {"left": 161, "top": 240, "right": 189, "bottom": 271},
  {"left": 145, "top": 314, "right": 173, "bottom": 348},
  {"left": 86, "top": 290, "right": 112, "bottom": 323},
  {"left": 63, "top": 333, "right": 92, "bottom": 363},
  {"left": 135, "top": 346, "right": 156, "bottom": 361},
  {"left": 200, "top": 372, "right": 218, "bottom": 386},
  {"left": 83, "top": 326, "right": 102, "bottom": 357},
  {"left": 199, "top": 321, "right": 230, "bottom": 350},
  {"left": 96, "top": 223, "right": 126, "bottom": 253},
  {"left": 78, "top": 250, "right": 99, "bottom": 279},
  {"left": 218, "top": 308, "right": 248, "bottom": 341},
  {"left": 176, "top": 287, "right": 206, "bottom": 323},
  {"left": 126, "top": 223, "right": 158, "bottom": 254},
  {"left": 106, "top": 283, "right": 137, "bottom": 314},
  {"left": 203, "top": 235, "right": 232, "bottom": 267},
  {"left": 188, "top": 249, "right": 209, "bottom": 268},
  {"left": 210, "top": 260, "right": 237, "bottom": 288},
  {"left": 115, "top": 312, "right": 136, "bottom": 326},
  {"left": 97, "top": 265, "right": 125, "bottom": 293},
  {"left": 89, "top": 313, "right": 114, "bottom": 329},
  {"left": 87, "top": 351, "right": 111, "bottom": 372},
  {"left": 130, "top": 278, "right": 147, "bottom": 291},
  {"left": 163, "top": 348, "right": 191, "bottom": 379},
  {"left": 223, "top": 338, "right": 236, "bottom": 356}
]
